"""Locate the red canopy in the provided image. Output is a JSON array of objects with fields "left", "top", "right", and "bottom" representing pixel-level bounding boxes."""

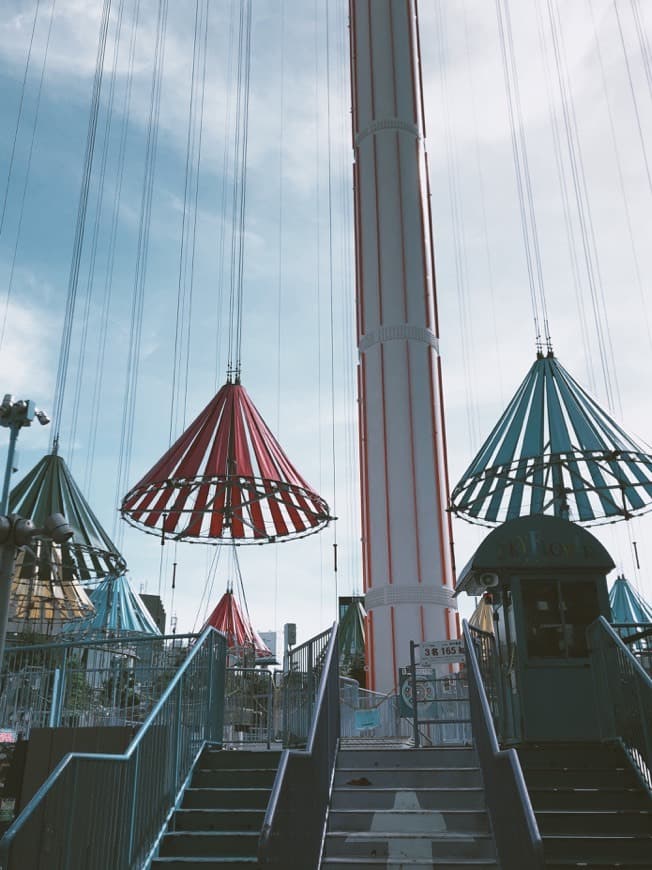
[
  {"left": 203, "top": 588, "right": 272, "bottom": 658},
  {"left": 121, "top": 381, "right": 331, "bottom": 544}
]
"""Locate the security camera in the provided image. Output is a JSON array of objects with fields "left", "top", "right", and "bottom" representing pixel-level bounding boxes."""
[
  {"left": 44, "top": 513, "right": 74, "bottom": 543},
  {"left": 35, "top": 409, "right": 50, "bottom": 426}
]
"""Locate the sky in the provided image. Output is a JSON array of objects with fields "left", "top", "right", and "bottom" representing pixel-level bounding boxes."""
[{"left": 0, "top": 0, "right": 651, "bottom": 655}]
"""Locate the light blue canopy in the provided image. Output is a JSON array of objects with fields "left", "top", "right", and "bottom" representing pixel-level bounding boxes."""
[
  {"left": 451, "top": 353, "right": 652, "bottom": 526},
  {"left": 62, "top": 573, "right": 161, "bottom": 637},
  {"left": 609, "top": 575, "right": 652, "bottom": 625}
]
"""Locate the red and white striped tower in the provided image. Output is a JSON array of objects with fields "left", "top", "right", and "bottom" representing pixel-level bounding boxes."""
[{"left": 350, "top": 0, "right": 457, "bottom": 693}]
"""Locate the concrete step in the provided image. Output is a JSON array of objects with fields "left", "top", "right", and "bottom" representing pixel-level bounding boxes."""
[
  {"left": 191, "top": 767, "right": 277, "bottom": 789},
  {"left": 542, "top": 834, "right": 652, "bottom": 862},
  {"left": 530, "top": 787, "right": 650, "bottom": 812},
  {"left": 182, "top": 787, "right": 271, "bottom": 810},
  {"left": 524, "top": 766, "right": 638, "bottom": 790},
  {"left": 171, "top": 808, "right": 265, "bottom": 832},
  {"left": 327, "top": 809, "right": 490, "bottom": 834},
  {"left": 323, "top": 831, "right": 496, "bottom": 861},
  {"left": 151, "top": 860, "right": 257, "bottom": 868},
  {"left": 333, "top": 767, "right": 481, "bottom": 789},
  {"left": 320, "top": 860, "right": 499, "bottom": 869},
  {"left": 159, "top": 831, "right": 259, "bottom": 859},
  {"left": 199, "top": 748, "right": 281, "bottom": 770},
  {"left": 336, "top": 748, "right": 478, "bottom": 769},
  {"left": 517, "top": 743, "right": 624, "bottom": 770},
  {"left": 330, "top": 787, "right": 487, "bottom": 812},
  {"left": 537, "top": 809, "right": 652, "bottom": 837}
]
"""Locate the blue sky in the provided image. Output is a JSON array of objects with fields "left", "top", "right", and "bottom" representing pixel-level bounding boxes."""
[{"left": 1, "top": 0, "right": 651, "bottom": 651}]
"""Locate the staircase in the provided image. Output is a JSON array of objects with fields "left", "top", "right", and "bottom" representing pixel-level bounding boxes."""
[
  {"left": 321, "top": 746, "right": 499, "bottom": 869},
  {"left": 518, "top": 742, "right": 652, "bottom": 869},
  {"left": 151, "top": 747, "right": 280, "bottom": 869}
]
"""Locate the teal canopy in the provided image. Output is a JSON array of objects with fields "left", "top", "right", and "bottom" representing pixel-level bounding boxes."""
[
  {"left": 10, "top": 450, "right": 126, "bottom": 581},
  {"left": 62, "top": 573, "right": 160, "bottom": 637},
  {"left": 451, "top": 353, "right": 652, "bottom": 526},
  {"left": 609, "top": 575, "right": 652, "bottom": 625}
]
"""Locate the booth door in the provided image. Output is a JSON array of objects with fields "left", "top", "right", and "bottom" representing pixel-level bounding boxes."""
[{"left": 517, "top": 577, "right": 601, "bottom": 742}]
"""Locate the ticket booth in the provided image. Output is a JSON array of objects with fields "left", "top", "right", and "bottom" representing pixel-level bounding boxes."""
[{"left": 456, "top": 514, "right": 614, "bottom": 743}]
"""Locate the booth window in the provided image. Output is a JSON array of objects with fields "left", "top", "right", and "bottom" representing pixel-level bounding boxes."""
[{"left": 523, "top": 579, "right": 600, "bottom": 658}]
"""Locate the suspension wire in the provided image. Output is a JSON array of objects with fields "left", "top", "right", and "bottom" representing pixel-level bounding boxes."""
[
  {"left": 50, "top": 0, "right": 113, "bottom": 447},
  {"left": 114, "top": 0, "right": 169, "bottom": 543},
  {"left": 168, "top": 0, "right": 210, "bottom": 442},
  {"left": 84, "top": 0, "right": 142, "bottom": 494},
  {"left": 0, "top": 0, "right": 42, "bottom": 239},
  {"left": 586, "top": 0, "right": 652, "bottom": 356},
  {"left": 544, "top": 0, "right": 621, "bottom": 413},
  {"left": 273, "top": 0, "right": 286, "bottom": 632},
  {"left": 213, "top": 0, "right": 237, "bottom": 389},
  {"left": 334, "top": 0, "right": 360, "bottom": 596},
  {"left": 494, "top": 0, "right": 550, "bottom": 354},
  {"left": 325, "top": 0, "right": 339, "bottom": 616},
  {"left": 436, "top": 0, "right": 481, "bottom": 454},
  {"left": 612, "top": 0, "right": 652, "bottom": 194},
  {"left": 193, "top": 546, "right": 222, "bottom": 632},
  {"left": 630, "top": 0, "right": 652, "bottom": 102},
  {"left": 226, "top": 0, "right": 252, "bottom": 382},
  {"left": 531, "top": 0, "right": 596, "bottom": 391},
  {"left": 0, "top": 0, "right": 57, "bottom": 353},
  {"left": 69, "top": 0, "right": 128, "bottom": 464},
  {"left": 461, "top": 0, "right": 505, "bottom": 404}
]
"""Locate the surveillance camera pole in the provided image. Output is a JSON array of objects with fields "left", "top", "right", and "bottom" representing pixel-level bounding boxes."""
[{"left": 0, "top": 395, "right": 50, "bottom": 514}]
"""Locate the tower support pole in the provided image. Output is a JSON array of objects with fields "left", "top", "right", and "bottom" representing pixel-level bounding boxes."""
[{"left": 349, "top": 0, "right": 457, "bottom": 692}]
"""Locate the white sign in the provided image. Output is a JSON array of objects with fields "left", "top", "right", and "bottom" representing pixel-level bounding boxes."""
[{"left": 420, "top": 638, "right": 465, "bottom": 665}]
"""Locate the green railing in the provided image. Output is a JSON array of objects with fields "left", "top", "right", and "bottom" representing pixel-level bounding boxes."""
[
  {"left": 589, "top": 616, "right": 652, "bottom": 792},
  {"left": 0, "top": 627, "right": 227, "bottom": 870}
]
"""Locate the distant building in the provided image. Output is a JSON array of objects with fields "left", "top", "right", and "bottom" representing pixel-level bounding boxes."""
[
  {"left": 140, "top": 594, "right": 166, "bottom": 635},
  {"left": 259, "top": 631, "right": 277, "bottom": 658}
]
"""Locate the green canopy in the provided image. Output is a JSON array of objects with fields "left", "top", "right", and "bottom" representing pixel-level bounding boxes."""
[
  {"left": 10, "top": 449, "right": 126, "bottom": 583},
  {"left": 339, "top": 597, "right": 366, "bottom": 682},
  {"left": 451, "top": 352, "right": 652, "bottom": 526}
]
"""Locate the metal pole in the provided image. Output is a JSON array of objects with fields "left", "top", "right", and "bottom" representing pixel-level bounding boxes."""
[
  {"left": 0, "top": 424, "right": 18, "bottom": 514},
  {"left": 0, "top": 541, "right": 16, "bottom": 669},
  {"left": 410, "top": 641, "right": 420, "bottom": 748}
]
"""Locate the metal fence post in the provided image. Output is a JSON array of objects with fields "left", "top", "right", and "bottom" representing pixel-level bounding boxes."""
[
  {"left": 128, "top": 747, "right": 141, "bottom": 864},
  {"left": 410, "top": 641, "right": 420, "bottom": 748},
  {"left": 266, "top": 673, "right": 272, "bottom": 750},
  {"left": 175, "top": 677, "right": 184, "bottom": 785}
]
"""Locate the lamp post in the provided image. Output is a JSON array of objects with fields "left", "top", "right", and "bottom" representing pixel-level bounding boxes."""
[{"left": 0, "top": 394, "right": 50, "bottom": 513}]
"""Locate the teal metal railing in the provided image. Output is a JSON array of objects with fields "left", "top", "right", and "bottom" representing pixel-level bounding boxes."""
[
  {"left": 0, "top": 627, "right": 226, "bottom": 870},
  {"left": 282, "top": 627, "right": 332, "bottom": 746},
  {"left": 589, "top": 616, "right": 652, "bottom": 792},
  {"left": 464, "top": 622, "right": 545, "bottom": 870},
  {"left": 0, "top": 633, "right": 199, "bottom": 738},
  {"left": 259, "top": 624, "right": 339, "bottom": 868}
]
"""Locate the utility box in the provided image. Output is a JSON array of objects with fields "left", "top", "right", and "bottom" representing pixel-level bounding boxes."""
[{"left": 457, "top": 514, "right": 613, "bottom": 743}]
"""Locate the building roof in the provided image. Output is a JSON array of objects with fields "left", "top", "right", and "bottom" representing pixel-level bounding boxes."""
[
  {"left": 451, "top": 353, "right": 652, "bottom": 526},
  {"left": 62, "top": 573, "right": 161, "bottom": 637},
  {"left": 202, "top": 587, "right": 272, "bottom": 658},
  {"left": 10, "top": 450, "right": 126, "bottom": 581},
  {"left": 609, "top": 574, "right": 652, "bottom": 625},
  {"left": 121, "top": 380, "right": 331, "bottom": 544}
]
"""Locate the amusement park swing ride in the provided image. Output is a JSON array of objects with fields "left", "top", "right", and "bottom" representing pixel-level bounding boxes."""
[{"left": 0, "top": 0, "right": 650, "bottom": 698}]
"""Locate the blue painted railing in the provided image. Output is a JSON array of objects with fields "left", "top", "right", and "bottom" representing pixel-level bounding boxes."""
[
  {"left": 464, "top": 622, "right": 545, "bottom": 870},
  {"left": 0, "top": 627, "right": 227, "bottom": 870},
  {"left": 589, "top": 616, "right": 652, "bottom": 792},
  {"left": 258, "top": 624, "right": 339, "bottom": 868}
]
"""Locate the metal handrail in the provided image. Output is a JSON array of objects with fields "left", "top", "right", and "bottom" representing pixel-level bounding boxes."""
[
  {"left": 258, "top": 624, "right": 339, "bottom": 869},
  {"left": 0, "top": 626, "right": 227, "bottom": 870},
  {"left": 589, "top": 616, "right": 652, "bottom": 791},
  {"left": 463, "top": 621, "right": 544, "bottom": 870}
]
